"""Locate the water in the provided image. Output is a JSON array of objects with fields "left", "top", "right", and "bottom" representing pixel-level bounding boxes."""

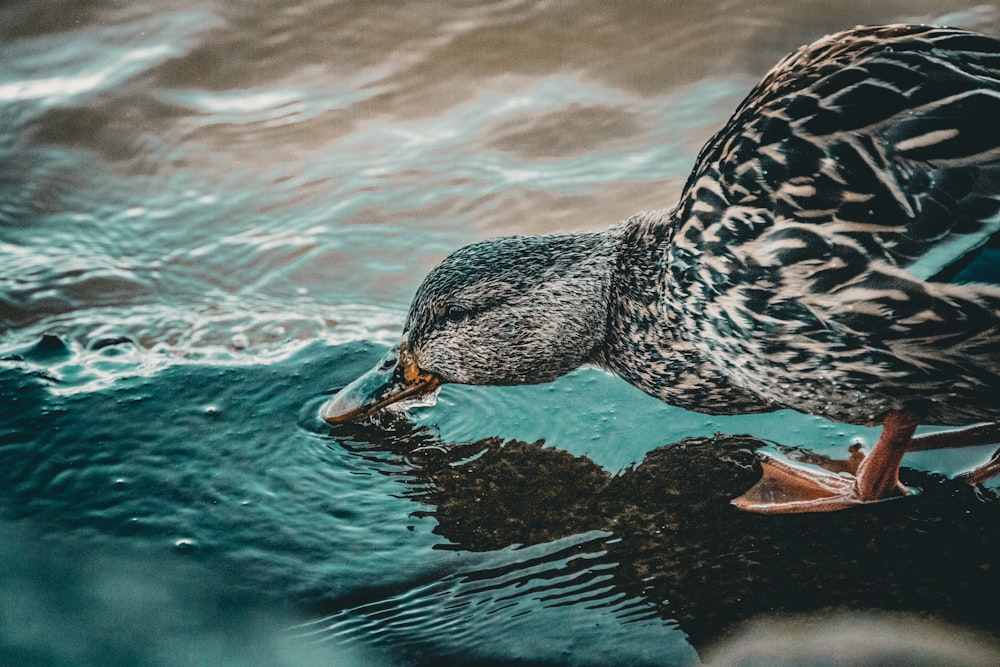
[{"left": 2, "top": 2, "right": 1000, "bottom": 664}]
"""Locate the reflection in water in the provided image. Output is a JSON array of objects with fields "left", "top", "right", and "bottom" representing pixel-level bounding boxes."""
[{"left": 310, "top": 421, "right": 1000, "bottom": 657}]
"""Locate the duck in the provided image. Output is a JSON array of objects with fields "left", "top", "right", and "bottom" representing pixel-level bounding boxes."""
[{"left": 322, "top": 24, "right": 1000, "bottom": 513}]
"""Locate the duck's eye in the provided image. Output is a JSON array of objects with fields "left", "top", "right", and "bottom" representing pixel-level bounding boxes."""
[{"left": 445, "top": 304, "right": 471, "bottom": 321}]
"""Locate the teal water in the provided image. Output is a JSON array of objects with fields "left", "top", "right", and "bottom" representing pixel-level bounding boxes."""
[{"left": 2, "top": 2, "right": 1000, "bottom": 665}]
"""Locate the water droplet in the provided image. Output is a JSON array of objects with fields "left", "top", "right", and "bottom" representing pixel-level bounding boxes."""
[
  {"left": 174, "top": 538, "right": 196, "bottom": 552},
  {"left": 24, "top": 334, "right": 71, "bottom": 363}
]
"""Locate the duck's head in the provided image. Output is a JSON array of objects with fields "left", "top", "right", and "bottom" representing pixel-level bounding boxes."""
[{"left": 321, "top": 232, "right": 614, "bottom": 423}]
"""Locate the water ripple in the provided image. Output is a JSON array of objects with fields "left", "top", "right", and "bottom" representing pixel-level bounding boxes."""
[
  {"left": 0, "top": 304, "right": 401, "bottom": 395},
  {"left": 296, "top": 532, "right": 692, "bottom": 666},
  {"left": 2, "top": 9, "right": 217, "bottom": 108}
]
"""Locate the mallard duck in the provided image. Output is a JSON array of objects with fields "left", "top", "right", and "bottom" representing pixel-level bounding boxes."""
[{"left": 322, "top": 24, "right": 1000, "bottom": 513}]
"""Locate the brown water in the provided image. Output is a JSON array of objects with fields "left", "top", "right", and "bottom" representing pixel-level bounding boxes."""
[{"left": 2, "top": 2, "right": 1000, "bottom": 665}]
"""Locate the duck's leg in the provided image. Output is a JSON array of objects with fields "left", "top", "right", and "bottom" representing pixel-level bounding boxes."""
[
  {"left": 906, "top": 422, "right": 1000, "bottom": 486},
  {"left": 853, "top": 411, "right": 917, "bottom": 500},
  {"left": 956, "top": 448, "right": 1000, "bottom": 486},
  {"left": 906, "top": 422, "right": 1000, "bottom": 452}
]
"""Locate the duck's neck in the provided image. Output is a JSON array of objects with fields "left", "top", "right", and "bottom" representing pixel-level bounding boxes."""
[
  {"left": 595, "top": 211, "right": 777, "bottom": 414},
  {"left": 595, "top": 211, "right": 678, "bottom": 385}
]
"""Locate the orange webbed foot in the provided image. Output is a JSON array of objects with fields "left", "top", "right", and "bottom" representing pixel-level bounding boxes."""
[
  {"left": 732, "top": 415, "right": 1000, "bottom": 514},
  {"left": 733, "top": 412, "right": 921, "bottom": 515},
  {"left": 730, "top": 447, "right": 912, "bottom": 514}
]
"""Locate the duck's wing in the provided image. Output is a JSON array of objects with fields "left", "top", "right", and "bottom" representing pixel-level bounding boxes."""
[{"left": 677, "top": 24, "right": 1000, "bottom": 284}]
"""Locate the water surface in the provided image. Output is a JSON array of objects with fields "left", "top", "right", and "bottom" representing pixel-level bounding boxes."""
[{"left": 3, "top": 2, "right": 1000, "bottom": 664}]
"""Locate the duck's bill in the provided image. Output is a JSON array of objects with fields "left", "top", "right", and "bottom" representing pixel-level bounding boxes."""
[{"left": 320, "top": 343, "right": 442, "bottom": 423}]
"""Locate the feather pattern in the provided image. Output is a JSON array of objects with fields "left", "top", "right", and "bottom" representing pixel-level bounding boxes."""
[{"left": 642, "top": 25, "right": 1000, "bottom": 425}]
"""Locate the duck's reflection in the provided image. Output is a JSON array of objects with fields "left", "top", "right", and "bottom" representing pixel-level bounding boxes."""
[{"left": 331, "top": 420, "right": 1000, "bottom": 650}]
